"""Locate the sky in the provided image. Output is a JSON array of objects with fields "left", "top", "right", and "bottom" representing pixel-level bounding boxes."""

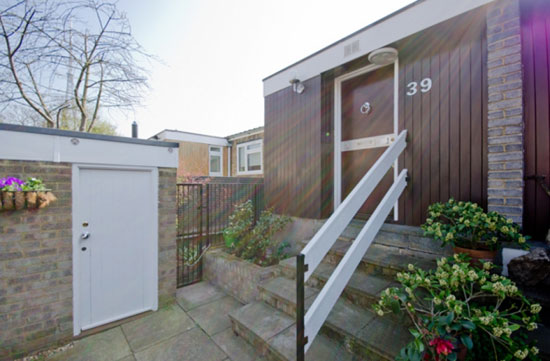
[{"left": 114, "top": 0, "right": 416, "bottom": 139}]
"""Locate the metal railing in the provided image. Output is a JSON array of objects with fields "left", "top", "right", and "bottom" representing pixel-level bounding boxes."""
[{"left": 296, "top": 130, "right": 408, "bottom": 359}]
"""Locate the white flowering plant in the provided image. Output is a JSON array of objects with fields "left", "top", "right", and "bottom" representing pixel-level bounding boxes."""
[
  {"left": 421, "top": 198, "right": 529, "bottom": 251},
  {"left": 373, "top": 254, "right": 541, "bottom": 361}
]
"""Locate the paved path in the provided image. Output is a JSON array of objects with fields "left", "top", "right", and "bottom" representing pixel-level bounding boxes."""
[{"left": 45, "top": 282, "right": 265, "bottom": 361}]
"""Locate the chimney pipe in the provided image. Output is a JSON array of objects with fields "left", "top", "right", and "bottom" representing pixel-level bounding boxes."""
[{"left": 132, "top": 121, "right": 138, "bottom": 138}]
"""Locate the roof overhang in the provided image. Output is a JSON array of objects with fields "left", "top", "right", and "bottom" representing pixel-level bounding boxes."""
[
  {"left": 263, "top": 0, "right": 495, "bottom": 96},
  {"left": 152, "top": 130, "right": 229, "bottom": 147}
]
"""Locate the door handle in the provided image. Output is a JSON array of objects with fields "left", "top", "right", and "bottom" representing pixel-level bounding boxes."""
[
  {"left": 360, "top": 102, "right": 372, "bottom": 115},
  {"left": 81, "top": 232, "right": 91, "bottom": 240}
]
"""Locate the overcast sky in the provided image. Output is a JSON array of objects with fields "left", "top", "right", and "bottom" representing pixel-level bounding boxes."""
[{"left": 114, "top": 0, "right": 415, "bottom": 138}]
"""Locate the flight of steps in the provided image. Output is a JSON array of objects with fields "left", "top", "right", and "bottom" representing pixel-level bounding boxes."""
[{"left": 228, "top": 221, "right": 451, "bottom": 361}]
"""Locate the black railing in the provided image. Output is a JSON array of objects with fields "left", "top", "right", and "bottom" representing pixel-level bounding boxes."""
[
  {"left": 296, "top": 253, "right": 307, "bottom": 361},
  {"left": 176, "top": 181, "right": 264, "bottom": 287}
]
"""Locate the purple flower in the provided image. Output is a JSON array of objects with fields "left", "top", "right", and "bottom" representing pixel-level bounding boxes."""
[{"left": 0, "top": 177, "right": 24, "bottom": 191}]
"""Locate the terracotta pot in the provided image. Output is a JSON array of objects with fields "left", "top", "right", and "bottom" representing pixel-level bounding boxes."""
[
  {"left": 454, "top": 246, "right": 496, "bottom": 264},
  {"left": 14, "top": 192, "right": 25, "bottom": 210},
  {"left": 2, "top": 191, "right": 14, "bottom": 210},
  {"left": 26, "top": 191, "right": 38, "bottom": 209}
]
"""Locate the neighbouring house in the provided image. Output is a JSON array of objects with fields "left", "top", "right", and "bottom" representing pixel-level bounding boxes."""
[
  {"left": 262, "top": 0, "right": 550, "bottom": 241},
  {"left": 151, "top": 126, "right": 264, "bottom": 179}
]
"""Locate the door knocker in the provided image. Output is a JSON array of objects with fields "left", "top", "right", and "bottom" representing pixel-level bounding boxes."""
[{"left": 360, "top": 102, "right": 372, "bottom": 115}]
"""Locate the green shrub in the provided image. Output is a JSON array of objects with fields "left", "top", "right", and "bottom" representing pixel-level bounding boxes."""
[
  {"left": 422, "top": 198, "right": 528, "bottom": 251},
  {"left": 224, "top": 201, "right": 291, "bottom": 266},
  {"left": 373, "top": 254, "right": 541, "bottom": 361}
]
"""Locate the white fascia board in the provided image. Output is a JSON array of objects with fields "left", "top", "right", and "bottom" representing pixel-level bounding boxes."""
[
  {"left": 159, "top": 130, "right": 229, "bottom": 147},
  {"left": 0, "top": 130, "right": 178, "bottom": 168},
  {"left": 227, "top": 130, "right": 264, "bottom": 141},
  {"left": 263, "top": 0, "right": 495, "bottom": 96}
]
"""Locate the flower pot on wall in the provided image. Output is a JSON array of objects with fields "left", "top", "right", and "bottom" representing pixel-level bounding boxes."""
[
  {"left": 2, "top": 191, "right": 14, "bottom": 210},
  {"left": 14, "top": 192, "right": 25, "bottom": 210},
  {"left": 1, "top": 191, "right": 56, "bottom": 211},
  {"left": 453, "top": 246, "right": 497, "bottom": 264}
]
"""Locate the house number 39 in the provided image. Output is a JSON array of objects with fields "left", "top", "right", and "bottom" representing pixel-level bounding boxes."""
[{"left": 406, "top": 78, "right": 432, "bottom": 96}]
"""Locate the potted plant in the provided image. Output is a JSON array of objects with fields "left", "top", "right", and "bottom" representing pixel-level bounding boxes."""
[
  {"left": 0, "top": 176, "right": 56, "bottom": 211},
  {"left": 421, "top": 199, "right": 528, "bottom": 262},
  {"left": 373, "top": 254, "right": 541, "bottom": 361}
]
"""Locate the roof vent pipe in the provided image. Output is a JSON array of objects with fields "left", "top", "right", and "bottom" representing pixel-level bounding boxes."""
[
  {"left": 367, "top": 47, "right": 398, "bottom": 66},
  {"left": 132, "top": 121, "right": 138, "bottom": 138}
]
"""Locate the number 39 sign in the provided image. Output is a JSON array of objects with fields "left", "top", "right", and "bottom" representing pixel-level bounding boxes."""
[{"left": 406, "top": 78, "right": 432, "bottom": 96}]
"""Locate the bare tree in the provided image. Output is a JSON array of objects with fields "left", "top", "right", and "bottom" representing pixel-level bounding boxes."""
[{"left": 0, "top": 0, "right": 150, "bottom": 132}]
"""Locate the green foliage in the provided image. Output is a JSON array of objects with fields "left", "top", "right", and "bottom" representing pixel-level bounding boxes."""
[
  {"left": 421, "top": 198, "right": 528, "bottom": 251},
  {"left": 179, "top": 244, "right": 200, "bottom": 266},
  {"left": 224, "top": 201, "right": 291, "bottom": 267},
  {"left": 373, "top": 254, "right": 541, "bottom": 361},
  {"left": 20, "top": 177, "right": 47, "bottom": 191},
  {"left": 223, "top": 200, "right": 254, "bottom": 249}
]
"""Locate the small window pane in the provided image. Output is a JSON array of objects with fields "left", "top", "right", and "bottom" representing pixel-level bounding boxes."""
[
  {"left": 248, "top": 152, "right": 261, "bottom": 171},
  {"left": 210, "top": 147, "right": 221, "bottom": 153},
  {"left": 238, "top": 147, "right": 245, "bottom": 172},
  {"left": 247, "top": 142, "right": 261, "bottom": 150},
  {"left": 210, "top": 156, "right": 220, "bottom": 173}
]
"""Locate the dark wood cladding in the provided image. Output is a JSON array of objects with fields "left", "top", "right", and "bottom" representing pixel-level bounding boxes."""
[
  {"left": 264, "top": 8, "right": 488, "bottom": 223},
  {"left": 397, "top": 10, "right": 488, "bottom": 226},
  {"left": 264, "top": 76, "right": 323, "bottom": 218},
  {"left": 521, "top": 0, "right": 550, "bottom": 239}
]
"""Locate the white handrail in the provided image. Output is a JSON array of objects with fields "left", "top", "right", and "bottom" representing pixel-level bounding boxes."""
[
  {"left": 301, "top": 130, "right": 407, "bottom": 281},
  {"left": 303, "top": 169, "right": 408, "bottom": 352}
]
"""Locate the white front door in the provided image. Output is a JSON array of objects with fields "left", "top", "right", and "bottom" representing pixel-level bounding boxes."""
[{"left": 73, "top": 166, "right": 158, "bottom": 333}]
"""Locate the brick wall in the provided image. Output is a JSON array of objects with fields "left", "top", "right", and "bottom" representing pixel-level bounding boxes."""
[
  {"left": 486, "top": 0, "right": 524, "bottom": 224},
  {"left": 158, "top": 167, "right": 177, "bottom": 306},
  {"left": 0, "top": 161, "right": 177, "bottom": 360},
  {"left": 0, "top": 160, "right": 73, "bottom": 360}
]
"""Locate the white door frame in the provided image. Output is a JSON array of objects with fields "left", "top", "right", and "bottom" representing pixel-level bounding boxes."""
[
  {"left": 333, "top": 58, "right": 400, "bottom": 220},
  {"left": 71, "top": 163, "right": 159, "bottom": 336}
]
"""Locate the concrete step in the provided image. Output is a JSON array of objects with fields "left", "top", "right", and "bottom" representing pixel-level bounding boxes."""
[
  {"left": 341, "top": 220, "right": 452, "bottom": 256},
  {"left": 278, "top": 259, "right": 397, "bottom": 310},
  {"left": 258, "top": 276, "right": 412, "bottom": 360},
  {"left": 228, "top": 301, "right": 359, "bottom": 361},
  {"left": 296, "top": 239, "right": 439, "bottom": 277}
]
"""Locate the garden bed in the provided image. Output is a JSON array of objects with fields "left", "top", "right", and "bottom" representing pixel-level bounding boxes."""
[{"left": 203, "top": 249, "right": 280, "bottom": 304}]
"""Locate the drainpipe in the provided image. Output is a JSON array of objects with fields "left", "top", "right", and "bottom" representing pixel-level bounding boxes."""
[{"left": 132, "top": 121, "right": 138, "bottom": 138}]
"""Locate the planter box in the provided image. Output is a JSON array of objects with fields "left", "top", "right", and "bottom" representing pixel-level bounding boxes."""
[
  {"left": 0, "top": 191, "right": 56, "bottom": 211},
  {"left": 204, "top": 249, "right": 280, "bottom": 304}
]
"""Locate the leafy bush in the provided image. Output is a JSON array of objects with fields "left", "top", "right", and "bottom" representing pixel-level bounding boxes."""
[
  {"left": 422, "top": 198, "right": 528, "bottom": 251},
  {"left": 224, "top": 201, "right": 291, "bottom": 266},
  {"left": 373, "top": 254, "right": 541, "bottom": 361},
  {"left": 223, "top": 200, "right": 255, "bottom": 249}
]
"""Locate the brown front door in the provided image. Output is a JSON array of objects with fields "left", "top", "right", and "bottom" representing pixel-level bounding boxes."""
[{"left": 341, "top": 64, "right": 395, "bottom": 217}]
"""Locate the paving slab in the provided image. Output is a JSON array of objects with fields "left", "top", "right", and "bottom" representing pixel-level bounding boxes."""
[
  {"left": 188, "top": 296, "right": 243, "bottom": 336},
  {"left": 269, "top": 326, "right": 354, "bottom": 361},
  {"left": 121, "top": 304, "right": 196, "bottom": 352},
  {"left": 229, "top": 302, "right": 294, "bottom": 341},
  {"left": 133, "top": 327, "right": 226, "bottom": 361},
  {"left": 212, "top": 328, "right": 267, "bottom": 361},
  {"left": 116, "top": 355, "right": 136, "bottom": 361},
  {"left": 47, "top": 327, "right": 131, "bottom": 361},
  {"left": 177, "top": 281, "right": 227, "bottom": 311}
]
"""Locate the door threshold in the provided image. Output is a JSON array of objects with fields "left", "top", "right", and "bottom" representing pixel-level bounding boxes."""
[{"left": 76, "top": 309, "right": 153, "bottom": 339}]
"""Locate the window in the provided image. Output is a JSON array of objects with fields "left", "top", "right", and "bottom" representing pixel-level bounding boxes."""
[
  {"left": 237, "top": 140, "right": 262, "bottom": 175},
  {"left": 209, "top": 146, "right": 223, "bottom": 176}
]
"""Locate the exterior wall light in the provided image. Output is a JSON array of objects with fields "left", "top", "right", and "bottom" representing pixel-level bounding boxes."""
[
  {"left": 367, "top": 47, "right": 398, "bottom": 66},
  {"left": 289, "top": 78, "right": 305, "bottom": 94}
]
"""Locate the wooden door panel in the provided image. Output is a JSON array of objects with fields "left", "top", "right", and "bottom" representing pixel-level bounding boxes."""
[{"left": 341, "top": 64, "right": 394, "bottom": 216}]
